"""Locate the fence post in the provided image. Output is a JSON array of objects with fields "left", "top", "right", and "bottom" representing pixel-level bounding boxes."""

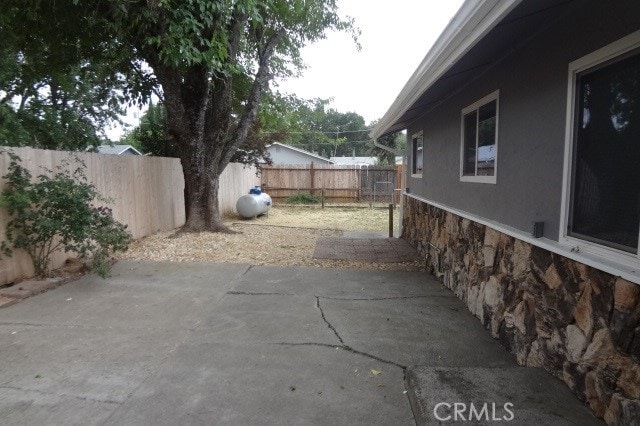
[
  {"left": 389, "top": 203, "right": 394, "bottom": 238},
  {"left": 310, "top": 162, "right": 315, "bottom": 196},
  {"left": 321, "top": 188, "right": 325, "bottom": 209}
]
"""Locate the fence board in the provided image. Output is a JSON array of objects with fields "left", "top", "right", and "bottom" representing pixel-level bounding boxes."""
[
  {"left": 218, "top": 163, "right": 261, "bottom": 215},
  {"left": 0, "top": 147, "right": 186, "bottom": 285},
  {"left": 261, "top": 164, "right": 400, "bottom": 203},
  {"left": 0, "top": 147, "right": 261, "bottom": 284}
]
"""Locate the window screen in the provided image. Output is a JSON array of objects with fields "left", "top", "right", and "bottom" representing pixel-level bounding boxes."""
[
  {"left": 412, "top": 133, "right": 423, "bottom": 175},
  {"left": 569, "top": 49, "right": 640, "bottom": 253},
  {"left": 461, "top": 97, "right": 497, "bottom": 179},
  {"left": 462, "top": 112, "right": 477, "bottom": 175}
]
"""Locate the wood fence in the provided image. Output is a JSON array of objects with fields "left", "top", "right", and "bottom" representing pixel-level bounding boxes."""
[
  {"left": 0, "top": 147, "right": 186, "bottom": 285},
  {"left": 218, "top": 163, "right": 261, "bottom": 215},
  {"left": 261, "top": 164, "right": 403, "bottom": 203},
  {"left": 0, "top": 146, "right": 261, "bottom": 284}
]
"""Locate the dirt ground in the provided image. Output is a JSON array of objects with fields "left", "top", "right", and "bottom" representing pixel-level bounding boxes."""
[
  {"left": 120, "top": 206, "right": 422, "bottom": 271},
  {"left": 234, "top": 205, "right": 392, "bottom": 231}
]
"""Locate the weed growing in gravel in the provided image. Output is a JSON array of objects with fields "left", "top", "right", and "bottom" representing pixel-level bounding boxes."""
[{"left": 284, "top": 192, "right": 322, "bottom": 204}]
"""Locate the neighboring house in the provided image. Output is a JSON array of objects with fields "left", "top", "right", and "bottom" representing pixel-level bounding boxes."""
[
  {"left": 95, "top": 144, "right": 142, "bottom": 155},
  {"left": 371, "top": 0, "right": 640, "bottom": 423},
  {"left": 266, "top": 142, "right": 333, "bottom": 165},
  {"left": 329, "top": 156, "right": 378, "bottom": 167}
]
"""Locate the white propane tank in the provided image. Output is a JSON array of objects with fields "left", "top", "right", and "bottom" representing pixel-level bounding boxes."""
[{"left": 236, "top": 187, "right": 272, "bottom": 218}]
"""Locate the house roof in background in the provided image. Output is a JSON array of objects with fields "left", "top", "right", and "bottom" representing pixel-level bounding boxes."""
[
  {"left": 96, "top": 144, "right": 143, "bottom": 155},
  {"left": 371, "top": 0, "right": 576, "bottom": 139},
  {"left": 330, "top": 156, "right": 378, "bottom": 166},
  {"left": 267, "top": 142, "right": 334, "bottom": 163},
  {"left": 478, "top": 145, "right": 496, "bottom": 162}
]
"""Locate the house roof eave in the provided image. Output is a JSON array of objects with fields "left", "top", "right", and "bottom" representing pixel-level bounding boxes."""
[{"left": 370, "top": 0, "right": 522, "bottom": 140}]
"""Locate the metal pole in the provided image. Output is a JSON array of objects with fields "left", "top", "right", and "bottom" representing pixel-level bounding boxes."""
[{"left": 388, "top": 203, "right": 394, "bottom": 238}]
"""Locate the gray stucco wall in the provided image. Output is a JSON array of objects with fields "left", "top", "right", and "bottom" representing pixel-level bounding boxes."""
[{"left": 407, "top": 0, "right": 640, "bottom": 241}]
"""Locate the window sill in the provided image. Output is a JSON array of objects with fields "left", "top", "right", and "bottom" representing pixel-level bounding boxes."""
[
  {"left": 559, "top": 235, "right": 639, "bottom": 272},
  {"left": 459, "top": 175, "right": 496, "bottom": 184}
]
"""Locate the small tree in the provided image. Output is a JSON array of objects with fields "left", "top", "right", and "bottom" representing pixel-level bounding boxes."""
[{"left": 0, "top": 151, "right": 132, "bottom": 277}]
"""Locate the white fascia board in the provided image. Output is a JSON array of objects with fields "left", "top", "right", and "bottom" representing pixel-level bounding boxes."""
[
  {"left": 120, "top": 146, "right": 143, "bottom": 155},
  {"left": 370, "top": 0, "right": 522, "bottom": 140}
]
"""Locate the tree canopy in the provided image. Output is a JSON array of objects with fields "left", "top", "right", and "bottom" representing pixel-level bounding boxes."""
[
  {"left": 282, "top": 98, "right": 369, "bottom": 158},
  {"left": 0, "top": 0, "right": 358, "bottom": 231},
  {"left": 0, "top": 46, "right": 125, "bottom": 150}
]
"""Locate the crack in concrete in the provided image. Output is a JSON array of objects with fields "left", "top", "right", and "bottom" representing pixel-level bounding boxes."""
[
  {"left": 0, "top": 385, "right": 122, "bottom": 405},
  {"left": 315, "top": 297, "right": 344, "bottom": 344},
  {"left": 274, "top": 342, "right": 407, "bottom": 370},
  {"left": 0, "top": 321, "right": 175, "bottom": 332},
  {"left": 0, "top": 321, "right": 131, "bottom": 330},
  {"left": 345, "top": 346, "right": 407, "bottom": 370},
  {"left": 240, "top": 265, "right": 254, "bottom": 277},
  {"left": 274, "top": 342, "right": 339, "bottom": 349},
  {"left": 226, "top": 291, "right": 296, "bottom": 296},
  {"left": 311, "top": 296, "right": 410, "bottom": 370},
  {"left": 318, "top": 295, "right": 435, "bottom": 301}
]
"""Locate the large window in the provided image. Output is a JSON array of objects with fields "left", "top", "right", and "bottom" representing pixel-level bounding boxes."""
[
  {"left": 460, "top": 91, "right": 499, "bottom": 183},
  {"left": 561, "top": 32, "right": 640, "bottom": 267},
  {"left": 411, "top": 131, "right": 423, "bottom": 177},
  {"left": 567, "top": 48, "right": 640, "bottom": 254}
]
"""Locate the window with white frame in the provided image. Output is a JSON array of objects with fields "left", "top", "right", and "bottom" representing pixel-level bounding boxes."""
[
  {"left": 460, "top": 91, "right": 499, "bottom": 183},
  {"left": 411, "top": 131, "right": 423, "bottom": 177},
  {"left": 563, "top": 34, "right": 640, "bottom": 258}
]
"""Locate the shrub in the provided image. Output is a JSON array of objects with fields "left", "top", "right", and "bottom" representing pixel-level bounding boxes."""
[
  {"left": 0, "top": 151, "right": 132, "bottom": 278},
  {"left": 284, "top": 192, "right": 322, "bottom": 204}
]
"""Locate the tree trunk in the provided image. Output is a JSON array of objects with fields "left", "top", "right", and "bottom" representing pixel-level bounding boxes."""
[
  {"left": 149, "top": 23, "right": 283, "bottom": 234},
  {"left": 180, "top": 150, "right": 231, "bottom": 233}
]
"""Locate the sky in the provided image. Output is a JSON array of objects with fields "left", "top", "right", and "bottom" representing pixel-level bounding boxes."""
[
  {"left": 275, "top": 0, "right": 464, "bottom": 125},
  {"left": 107, "top": 0, "right": 463, "bottom": 140}
]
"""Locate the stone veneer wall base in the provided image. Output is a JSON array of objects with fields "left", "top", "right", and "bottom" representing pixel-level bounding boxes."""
[{"left": 402, "top": 195, "right": 640, "bottom": 425}]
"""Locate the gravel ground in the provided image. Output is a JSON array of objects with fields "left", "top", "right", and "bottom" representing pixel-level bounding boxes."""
[
  {"left": 248, "top": 205, "right": 392, "bottom": 231},
  {"left": 120, "top": 206, "right": 422, "bottom": 271}
]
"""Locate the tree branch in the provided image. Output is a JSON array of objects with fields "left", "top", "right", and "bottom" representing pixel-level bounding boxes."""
[
  {"left": 221, "top": 28, "right": 286, "bottom": 167},
  {"left": 148, "top": 59, "right": 186, "bottom": 143}
]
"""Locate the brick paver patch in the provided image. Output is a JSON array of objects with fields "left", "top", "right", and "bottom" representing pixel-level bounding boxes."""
[
  {"left": 0, "top": 280, "right": 57, "bottom": 299},
  {"left": 313, "top": 237, "right": 421, "bottom": 263},
  {"left": 0, "top": 296, "right": 19, "bottom": 308},
  {"left": 0, "top": 277, "right": 73, "bottom": 307}
]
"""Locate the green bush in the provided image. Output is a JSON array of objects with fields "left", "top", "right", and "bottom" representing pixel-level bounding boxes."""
[
  {"left": 284, "top": 192, "right": 322, "bottom": 204},
  {"left": 0, "top": 151, "right": 132, "bottom": 278}
]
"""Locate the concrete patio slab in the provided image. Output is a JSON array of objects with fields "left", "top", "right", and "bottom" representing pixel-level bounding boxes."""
[
  {"left": 199, "top": 293, "right": 338, "bottom": 344},
  {"left": 406, "top": 366, "right": 599, "bottom": 425},
  {"left": 0, "top": 260, "right": 599, "bottom": 425},
  {"left": 320, "top": 296, "right": 515, "bottom": 368},
  {"left": 0, "top": 324, "right": 182, "bottom": 403},
  {"left": 232, "top": 265, "right": 439, "bottom": 299},
  {"left": 0, "top": 261, "right": 250, "bottom": 330},
  {"left": 0, "top": 387, "right": 118, "bottom": 426},
  {"left": 103, "top": 341, "right": 413, "bottom": 425}
]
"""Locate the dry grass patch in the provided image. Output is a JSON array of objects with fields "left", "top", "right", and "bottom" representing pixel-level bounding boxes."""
[
  {"left": 120, "top": 206, "right": 420, "bottom": 271},
  {"left": 231, "top": 205, "right": 393, "bottom": 232}
]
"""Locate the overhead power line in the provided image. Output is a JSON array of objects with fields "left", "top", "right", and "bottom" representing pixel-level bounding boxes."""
[{"left": 260, "top": 128, "right": 373, "bottom": 135}]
